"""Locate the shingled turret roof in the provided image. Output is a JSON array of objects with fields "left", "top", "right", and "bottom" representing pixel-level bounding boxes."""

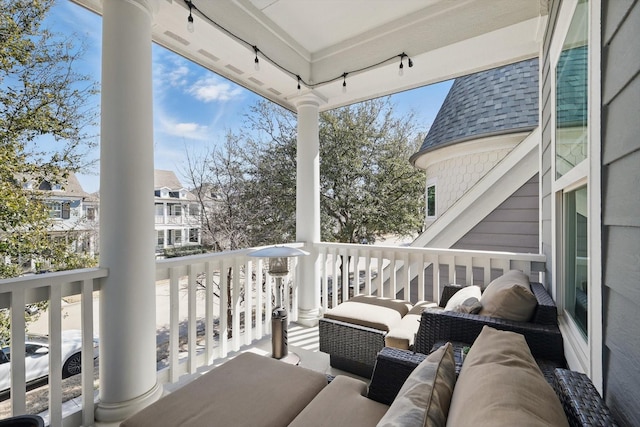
[{"left": 411, "top": 58, "right": 539, "bottom": 164}]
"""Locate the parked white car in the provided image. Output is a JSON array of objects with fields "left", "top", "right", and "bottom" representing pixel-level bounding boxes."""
[{"left": 0, "top": 330, "right": 99, "bottom": 393}]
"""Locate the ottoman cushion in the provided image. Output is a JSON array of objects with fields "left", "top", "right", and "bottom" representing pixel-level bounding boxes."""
[{"left": 120, "top": 352, "right": 328, "bottom": 427}]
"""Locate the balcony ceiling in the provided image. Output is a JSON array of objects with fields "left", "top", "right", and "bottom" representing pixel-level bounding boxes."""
[{"left": 72, "top": 0, "right": 548, "bottom": 112}]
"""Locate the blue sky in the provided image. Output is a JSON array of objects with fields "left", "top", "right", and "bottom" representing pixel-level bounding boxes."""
[{"left": 48, "top": 1, "right": 452, "bottom": 194}]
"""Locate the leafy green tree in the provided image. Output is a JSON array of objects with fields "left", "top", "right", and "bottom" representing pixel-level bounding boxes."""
[
  {"left": 319, "top": 98, "right": 425, "bottom": 243},
  {"left": 1, "top": 0, "right": 99, "bottom": 339},
  {"left": 233, "top": 98, "right": 426, "bottom": 245}
]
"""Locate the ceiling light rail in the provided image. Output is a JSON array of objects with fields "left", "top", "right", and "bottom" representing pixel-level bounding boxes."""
[{"left": 184, "top": 1, "right": 414, "bottom": 92}]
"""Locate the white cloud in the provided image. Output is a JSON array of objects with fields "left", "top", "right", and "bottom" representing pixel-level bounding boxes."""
[
  {"left": 188, "top": 77, "right": 243, "bottom": 102},
  {"left": 162, "top": 119, "right": 210, "bottom": 141}
]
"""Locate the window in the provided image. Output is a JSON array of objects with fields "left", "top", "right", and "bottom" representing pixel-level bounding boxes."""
[
  {"left": 189, "top": 204, "right": 200, "bottom": 216},
  {"left": 157, "top": 230, "right": 165, "bottom": 247},
  {"left": 564, "top": 186, "right": 588, "bottom": 337},
  {"left": 86, "top": 207, "right": 96, "bottom": 220},
  {"left": 169, "top": 191, "right": 180, "bottom": 198},
  {"left": 169, "top": 204, "right": 182, "bottom": 216},
  {"left": 189, "top": 228, "right": 199, "bottom": 243},
  {"left": 555, "top": 0, "right": 588, "bottom": 179},
  {"left": 48, "top": 202, "right": 62, "bottom": 219},
  {"left": 554, "top": 0, "right": 589, "bottom": 341},
  {"left": 551, "top": 0, "right": 596, "bottom": 373},
  {"left": 155, "top": 204, "right": 164, "bottom": 216},
  {"left": 169, "top": 229, "right": 182, "bottom": 244},
  {"left": 426, "top": 181, "right": 436, "bottom": 219},
  {"left": 61, "top": 202, "right": 70, "bottom": 219}
]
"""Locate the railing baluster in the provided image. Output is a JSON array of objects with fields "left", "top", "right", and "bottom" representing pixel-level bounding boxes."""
[
  {"left": 432, "top": 255, "right": 440, "bottom": 303},
  {"left": 245, "top": 257, "right": 253, "bottom": 345},
  {"left": 320, "top": 248, "right": 328, "bottom": 312},
  {"left": 219, "top": 260, "right": 229, "bottom": 357},
  {"left": 417, "top": 254, "right": 425, "bottom": 302},
  {"left": 10, "top": 288, "right": 27, "bottom": 415},
  {"left": 205, "top": 261, "right": 215, "bottom": 364},
  {"left": 364, "top": 251, "right": 372, "bottom": 296},
  {"left": 232, "top": 260, "right": 241, "bottom": 352},
  {"left": 331, "top": 248, "right": 339, "bottom": 308},
  {"left": 402, "top": 252, "right": 410, "bottom": 301},
  {"left": 49, "top": 285, "right": 63, "bottom": 426},
  {"left": 187, "top": 264, "right": 197, "bottom": 374},
  {"left": 81, "top": 278, "right": 95, "bottom": 426},
  {"left": 169, "top": 267, "right": 180, "bottom": 383},
  {"left": 255, "top": 259, "right": 264, "bottom": 339},
  {"left": 341, "top": 249, "right": 349, "bottom": 303},
  {"left": 265, "top": 272, "right": 272, "bottom": 335},
  {"left": 389, "top": 251, "right": 397, "bottom": 298},
  {"left": 374, "top": 250, "right": 384, "bottom": 296}
]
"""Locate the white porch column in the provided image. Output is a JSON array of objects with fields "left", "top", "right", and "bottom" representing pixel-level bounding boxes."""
[
  {"left": 295, "top": 94, "right": 324, "bottom": 325},
  {"left": 96, "top": 0, "right": 162, "bottom": 423}
]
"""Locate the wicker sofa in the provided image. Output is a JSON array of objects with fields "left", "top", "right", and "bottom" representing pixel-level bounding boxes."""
[
  {"left": 120, "top": 327, "right": 617, "bottom": 427},
  {"left": 414, "top": 281, "right": 565, "bottom": 364},
  {"left": 320, "top": 270, "right": 564, "bottom": 376}
]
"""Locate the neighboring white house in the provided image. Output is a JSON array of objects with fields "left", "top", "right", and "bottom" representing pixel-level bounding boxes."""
[
  {"left": 16, "top": 172, "right": 99, "bottom": 271},
  {"left": 153, "top": 169, "right": 202, "bottom": 256}
]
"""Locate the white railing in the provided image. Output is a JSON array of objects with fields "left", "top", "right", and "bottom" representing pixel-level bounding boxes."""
[
  {"left": 0, "top": 242, "right": 545, "bottom": 425},
  {"left": 316, "top": 243, "right": 546, "bottom": 311},
  {"left": 153, "top": 243, "right": 307, "bottom": 385},
  {"left": 0, "top": 268, "right": 106, "bottom": 426}
]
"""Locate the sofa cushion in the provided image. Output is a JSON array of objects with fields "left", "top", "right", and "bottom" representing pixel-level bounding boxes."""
[
  {"left": 376, "top": 342, "right": 456, "bottom": 427},
  {"left": 289, "top": 375, "right": 389, "bottom": 427},
  {"left": 443, "top": 285, "right": 481, "bottom": 313},
  {"left": 349, "top": 295, "right": 413, "bottom": 317},
  {"left": 478, "top": 270, "right": 537, "bottom": 322},
  {"left": 120, "top": 352, "right": 328, "bottom": 427},
  {"left": 385, "top": 301, "right": 438, "bottom": 349},
  {"left": 447, "top": 326, "right": 569, "bottom": 427},
  {"left": 324, "top": 296, "right": 412, "bottom": 331}
]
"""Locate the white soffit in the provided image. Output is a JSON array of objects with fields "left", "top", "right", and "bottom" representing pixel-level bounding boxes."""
[{"left": 70, "top": 0, "right": 546, "bottom": 112}]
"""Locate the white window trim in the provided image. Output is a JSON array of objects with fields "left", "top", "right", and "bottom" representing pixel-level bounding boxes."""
[{"left": 549, "top": 0, "right": 603, "bottom": 392}]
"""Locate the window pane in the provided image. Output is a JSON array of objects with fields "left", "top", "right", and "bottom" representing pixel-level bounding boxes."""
[
  {"left": 555, "top": 0, "right": 588, "bottom": 178},
  {"left": 564, "top": 186, "right": 588, "bottom": 337},
  {"left": 426, "top": 185, "right": 436, "bottom": 218}
]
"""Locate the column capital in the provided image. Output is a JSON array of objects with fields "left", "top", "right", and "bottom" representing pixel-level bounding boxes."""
[
  {"left": 293, "top": 91, "right": 327, "bottom": 110},
  {"left": 122, "top": 0, "right": 160, "bottom": 16}
]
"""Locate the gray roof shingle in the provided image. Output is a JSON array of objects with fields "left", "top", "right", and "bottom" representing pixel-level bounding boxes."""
[{"left": 413, "top": 58, "right": 539, "bottom": 158}]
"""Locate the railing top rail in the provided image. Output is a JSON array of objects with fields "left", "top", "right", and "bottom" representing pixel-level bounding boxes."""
[
  {"left": 155, "top": 242, "right": 307, "bottom": 270},
  {"left": 0, "top": 267, "right": 108, "bottom": 293},
  {"left": 313, "top": 242, "right": 546, "bottom": 261}
]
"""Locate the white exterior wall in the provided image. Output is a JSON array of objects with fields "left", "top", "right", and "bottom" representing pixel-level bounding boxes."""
[{"left": 422, "top": 134, "right": 528, "bottom": 223}]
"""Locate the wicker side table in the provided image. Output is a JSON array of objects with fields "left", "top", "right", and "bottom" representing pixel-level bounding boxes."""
[{"left": 367, "top": 347, "right": 427, "bottom": 405}]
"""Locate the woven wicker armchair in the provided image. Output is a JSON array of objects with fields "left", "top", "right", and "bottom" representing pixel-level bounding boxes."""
[
  {"left": 367, "top": 348, "right": 618, "bottom": 426},
  {"left": 414, "top": 282, "right": 565, "bottom": 364}
]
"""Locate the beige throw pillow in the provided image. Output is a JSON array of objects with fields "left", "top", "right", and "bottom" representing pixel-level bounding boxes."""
[
  {"left": 478, "top": 270, "right": 537, "bottom": 322},
  {"left": 376, "top": 342, "right": 456, "bottom": 427},
  {"left": 446, "top": 326, "right": 569, "bottom": 427}
]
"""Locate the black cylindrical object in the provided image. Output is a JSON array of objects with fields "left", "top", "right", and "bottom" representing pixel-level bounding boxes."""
[{"left": 271, "top": 307, "right": 288, "bottom": 359}]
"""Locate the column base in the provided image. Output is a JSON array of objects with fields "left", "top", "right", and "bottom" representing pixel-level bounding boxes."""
[
  {"left": 297, "top": 307, "right": 321, "bottom": 327},
  {"left": 95, "top": 381, "right": 163, "bottom": 424}
]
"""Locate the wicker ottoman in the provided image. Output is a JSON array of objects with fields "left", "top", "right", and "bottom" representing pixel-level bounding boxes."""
[{"left": 319, "top": 295, "right": 412, "bottom": 377}]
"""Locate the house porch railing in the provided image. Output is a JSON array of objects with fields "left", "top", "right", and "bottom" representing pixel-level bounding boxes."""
[{"left": 0, "top": 243, "right": 545, "bottom": 425}]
